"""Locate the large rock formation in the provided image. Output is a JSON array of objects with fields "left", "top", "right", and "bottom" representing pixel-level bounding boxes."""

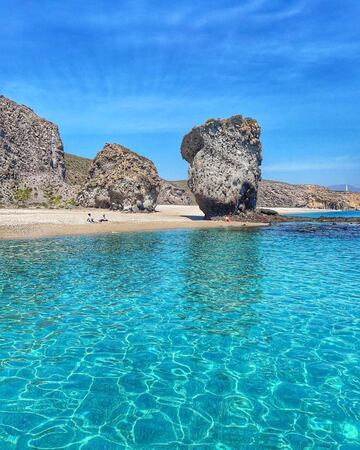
[
  {"left": 0, "top": 95, "right": 75, "bottom": 206},
  {"left": 158, "top": 180, "right": 194, "bottom": 205},
  {"left": 258, "top": 180, "right": 360, "bottom": 210},
  {"left": 181, "top": 115, "right": 262, "bottom": 218},
  {"left": 78, "top": 143, "right": 161, "bottom": 212}
]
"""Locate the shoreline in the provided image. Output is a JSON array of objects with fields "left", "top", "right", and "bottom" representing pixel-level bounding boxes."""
[
  {"left": 0, "top": 220, "right": 269, "bottom": 241},
  {"left": 0, "top": 205, "right": 355, "bottom": 241},
  {"left": 0, "top": 205, "right": 268, "bottom": 240}
]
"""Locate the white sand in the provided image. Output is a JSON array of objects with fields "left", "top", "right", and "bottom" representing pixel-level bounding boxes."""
[
  {"left": 0, "top": 205, "right": 204, "bottom": 226},
  {"left": 0, "top": 205, "right": 268, "bottom": 240}
]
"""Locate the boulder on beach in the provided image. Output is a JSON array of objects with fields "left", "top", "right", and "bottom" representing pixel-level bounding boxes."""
[
  {"left": 78, "top": 143, "right": 161, "bottom": 212},
  {"left": 0, "top": 95, "right": 74, "bottom": 206},
  {"left": 181, "top": 115, "right": 262, "bottom": 218}
]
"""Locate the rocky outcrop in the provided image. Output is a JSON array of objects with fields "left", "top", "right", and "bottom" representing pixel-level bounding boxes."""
[
  {"left": 158, "top": 180, "right": 194, "bottom": 205},
  {"left": 78, "top": 143, "right": 161, "bottom": 212},
  {"left": 258, "top": 180, "right": 360, "bottom": 210},
  {"left": 258, "top": 180, "right": 309, "bottom": 208},
  {"left": 181, "top": 115, "right": 262, "bottom": 218},
  {"left": 0, "top": 95, "right": 75, "bottom": 206}
]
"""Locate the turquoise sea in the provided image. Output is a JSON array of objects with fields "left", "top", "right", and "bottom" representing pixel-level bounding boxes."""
[
  {"left": 0, "top": 223, "right": 360, "bottom": 449},
  {"left": 288, "top": 210, "right": 360, "bottom": 219}
]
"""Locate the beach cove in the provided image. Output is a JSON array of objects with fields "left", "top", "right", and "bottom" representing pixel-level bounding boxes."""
[
  {"left": 0, "top": 205, "right": 270, "bottom": 240},
  {"left": 0, "top": 205, "right": 342, "bottom": 240}
]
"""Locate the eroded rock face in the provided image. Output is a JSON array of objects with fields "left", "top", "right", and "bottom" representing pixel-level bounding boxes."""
[
  {"left": 78, "top": 143, "right": 161, "bottom": 211},
  {"left": 181, "top": 116, "right": 262, "bottom": 218},
  {"left": 0, "top": 95, "right": 74, "bottom": 206},
  {"left": 258, "top": 180, "right": 360, "bottom": 210},
  {"left": 258, "top": 180, "right": 309, "bottom": 208},
  {"left": 157, "top": 180, "right": 194, "bottom": 205}
]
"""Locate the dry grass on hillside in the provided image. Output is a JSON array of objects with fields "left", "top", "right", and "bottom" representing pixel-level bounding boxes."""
[{"left": 64, "top": 153, "right": 92, "bottom": 187}]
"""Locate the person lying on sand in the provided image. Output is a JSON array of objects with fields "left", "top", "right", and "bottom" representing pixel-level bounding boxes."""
[
  {"left": 99, "top": 214, "right": 108, "bottom": 223},
  {"left": 87, "top": 213, "right": 95, "bottom": 223}
]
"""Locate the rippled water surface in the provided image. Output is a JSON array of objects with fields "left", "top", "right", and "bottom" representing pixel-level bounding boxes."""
[
  {"left": 288, "top": 210, "right": 360, "bottom": 218},
  {"left": 0, "top": 223, "right": 360, "bottom": 449}
]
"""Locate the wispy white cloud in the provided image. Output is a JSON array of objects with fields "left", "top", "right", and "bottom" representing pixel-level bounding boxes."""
[{"left": 194, "top": 0, "right": 304, "bottom": 27}]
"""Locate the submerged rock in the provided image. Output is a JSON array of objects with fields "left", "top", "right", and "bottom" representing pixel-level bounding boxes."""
[
  {"left": 0, "top": 95, "right": 75, "bottom": 206},
  {"left": 78, "top": 143, "right": 161, "bottom": 212},
  {"left": 181, "top": 115, "right": 262, "bottom": 218}
]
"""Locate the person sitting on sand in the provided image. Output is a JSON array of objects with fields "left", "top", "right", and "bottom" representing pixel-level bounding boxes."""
[
  {"left": 87, "top": 213, "right": 95, "bottom": 223},
  {"left": 99, "top": 214, "right": 108, "bottom": 223}
]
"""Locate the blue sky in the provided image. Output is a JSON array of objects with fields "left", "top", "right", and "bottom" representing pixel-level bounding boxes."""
[{"left": 1, "top": 0, "right": 360, "bottom": 185}]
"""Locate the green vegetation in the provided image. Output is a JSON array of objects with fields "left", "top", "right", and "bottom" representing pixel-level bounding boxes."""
[
  {"left": 49, "top": 195, "right": 62, "bottom": 208},
  {"left": 65, "top": 198, "right": 77, "bottom": 208},
  {"left": 14, "top": 187, "right": 32, "bottom": 204},
  {"left": 44, "top": 188, "right": 63, "bottom": 208},
  {"left": 205, "top": 118, "right": 217, "bottom": 124}
]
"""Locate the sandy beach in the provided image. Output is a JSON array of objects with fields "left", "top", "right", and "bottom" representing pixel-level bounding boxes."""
[
  {"left": 0, "top": 205, "right": 271, "bottom": 240},
  {"left": 0, "top": 206, "right": 340, "bottom": 240}
]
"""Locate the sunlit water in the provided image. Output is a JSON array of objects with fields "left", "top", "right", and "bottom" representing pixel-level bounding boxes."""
[
  {"left": 0, "top": 223, "right": 360, "bottom": 449},
  {"left": 288, "top": 210, "right": 360, "bottom": 219}
]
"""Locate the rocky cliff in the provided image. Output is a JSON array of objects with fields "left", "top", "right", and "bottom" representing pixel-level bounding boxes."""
[
  {"left": 181, "top": 115, "right": 262, "bottom": 218},
  {"left": 156, "top": 178, "right": 360, "bottom": 210},
  {"left": 0, "top": 95, "right": 75, "bottom": 206},
  {"left": 157, "top": 180, "right": 194, "bottom": 205},
  {"left": 78, "top": 143, "right": 161, "bottom": 211},
  {"left": 258, "top": 180, "right": 360, "bottom": 210}
]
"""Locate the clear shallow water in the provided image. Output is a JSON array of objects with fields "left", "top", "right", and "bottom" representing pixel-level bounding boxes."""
[
  {"left": 287, "top": 210, "right": 360, "bottom": 218},
  {"left": 0, "top": 224, "right": 360, "bottom": 449}
]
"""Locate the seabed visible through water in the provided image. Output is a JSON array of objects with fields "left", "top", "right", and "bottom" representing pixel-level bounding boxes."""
[{"left": 0, "top": 222, "right": 359, "bottom": 449}]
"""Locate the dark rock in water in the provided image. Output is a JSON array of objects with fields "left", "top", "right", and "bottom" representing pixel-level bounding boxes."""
[
  {"left": 0, "top": 95, "right": 75, "bottom": 206},
  {"left": 157, "top": 180, "right": 194, "bottom": 205},
  {"left": 78, "top": 143, "right": 161, "bottom": 212},
  {"left": 181, "top": 115, "right": 262, "bottom": 219},
  {"left": 211, "top": 211, "right": 360, "bottom": 225},
  {"left": 258, "top": 208, "right": 279, "bottom": 216},
  {"left": 211, "top": 211, "right": 275, "bottom": 223}
]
